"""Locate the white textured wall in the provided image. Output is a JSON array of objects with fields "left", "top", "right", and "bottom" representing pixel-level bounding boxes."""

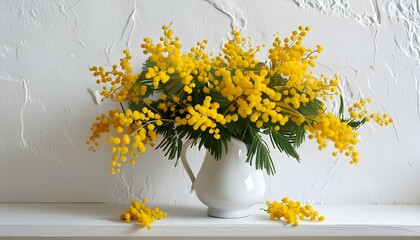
[{"left": 1, "top": 0, "right": 419, "bottom": 204}]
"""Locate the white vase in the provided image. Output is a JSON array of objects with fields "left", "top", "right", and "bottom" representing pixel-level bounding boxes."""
[{"left": 181, "top": 137, "right": 266, "bottom": 218}]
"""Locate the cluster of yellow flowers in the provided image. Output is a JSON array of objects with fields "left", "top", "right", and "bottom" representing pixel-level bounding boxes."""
[
  {"left": 174, "top": 96, "right": 227, "bottom": 139},
  {"left": 265, "top": 197, "right": 325, "bottom": 226},
  {"left": 89, "top": 50, "right": 148, "bottom": 103},
  {"left": 87, "top": 107, "right": 163, "bottom": 174},
  {"left": 305, "top": 97, "right": 393, "bottom": 164},
  {"left": 88, "top": 23, "right": 391, "bottom": 175},
  {"left": 306, "top": 113, "right": 360, "bottom": 164},
  {"left": 120, "top": 198, "right": 167, "bottom": 230},
  {"left": 349, "top": 98, "right": 393, "bottom": 126},
  {"left": 141, "top": 23, "right": 210, "bottom": 91}
]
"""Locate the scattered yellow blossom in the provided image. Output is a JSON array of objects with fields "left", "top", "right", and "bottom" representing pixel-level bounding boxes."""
[
  {"left": 264, "top": 197, "right": 325, "bottom": 226},
  {"left": 120, "top": 198, "right": 167, "bottom": 230}
]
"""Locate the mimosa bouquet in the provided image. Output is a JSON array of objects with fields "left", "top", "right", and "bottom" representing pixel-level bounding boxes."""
[{"left": 87, "top": 24, "right": 391, "bottom": 175}]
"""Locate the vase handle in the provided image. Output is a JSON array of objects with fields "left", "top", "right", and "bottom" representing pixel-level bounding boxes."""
[{"left": 181, "top": 139, "right": 197, "bottom": 191}]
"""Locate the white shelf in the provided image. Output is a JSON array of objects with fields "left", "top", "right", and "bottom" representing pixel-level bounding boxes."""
[{"left": 1, "top": 203, "right": 420, "bottom": 239}]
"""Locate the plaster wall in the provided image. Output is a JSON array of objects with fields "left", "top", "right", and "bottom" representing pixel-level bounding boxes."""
[{"left": 0, "top": 0, "right": 419, "bottom": 204}]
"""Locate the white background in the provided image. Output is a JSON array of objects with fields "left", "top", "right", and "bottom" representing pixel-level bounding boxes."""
[{"left": 0, "top": 0, "right": 419, "bottom": 204}]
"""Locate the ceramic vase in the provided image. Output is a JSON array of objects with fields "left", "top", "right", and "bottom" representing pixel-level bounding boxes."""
[{"left": 181, "top": 138, "right": 266, "bottom": 218}]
